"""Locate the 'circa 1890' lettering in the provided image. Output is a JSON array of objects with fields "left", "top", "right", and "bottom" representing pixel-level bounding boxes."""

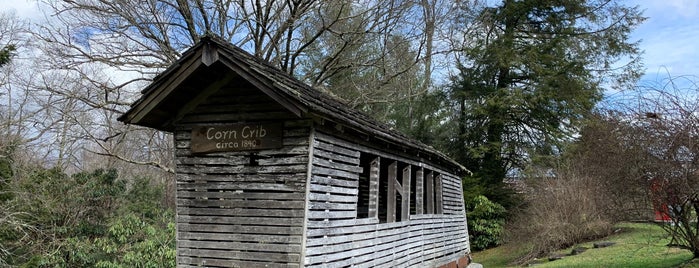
[{"left": 191, "top": 123, "right": 282, "bottom": 153}]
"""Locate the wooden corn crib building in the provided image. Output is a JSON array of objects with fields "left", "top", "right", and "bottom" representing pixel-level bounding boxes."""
[{"left": 119, "top": 35, "right": 471, "bottom": 268}]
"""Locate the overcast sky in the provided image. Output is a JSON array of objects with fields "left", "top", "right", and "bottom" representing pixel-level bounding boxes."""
[{"left": 2, "top": 0, "right": 698, "bottom": 84}]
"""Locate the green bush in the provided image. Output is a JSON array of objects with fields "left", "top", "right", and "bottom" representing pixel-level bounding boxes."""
[
  {"left": 0, "top": 141, "right": 16, "bottom": 201},
  {"left": 0, "top": 167, "right": 175, "bottom": 267},
  {"left": 466, "top": 195, "right": 507, "bottom": 250}
]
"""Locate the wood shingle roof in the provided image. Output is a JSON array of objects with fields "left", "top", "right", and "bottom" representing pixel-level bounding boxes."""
[{"left": 118, "top": 35, "right": 468, "bottom": 174}]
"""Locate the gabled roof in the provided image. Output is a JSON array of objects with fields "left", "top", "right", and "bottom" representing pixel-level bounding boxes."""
[{"left": 118, "top": 35, "right": 468, "bottom": 174}]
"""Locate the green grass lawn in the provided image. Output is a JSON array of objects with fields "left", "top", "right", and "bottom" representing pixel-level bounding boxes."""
[{"left": 471, "top": 222, "right": 699, "bottom": 267}]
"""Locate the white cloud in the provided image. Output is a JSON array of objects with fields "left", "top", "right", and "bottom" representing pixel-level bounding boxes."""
[
  {"left": 631, "top": 0, "right": 699, "bottom": 79},
  {"left": 637, "top": 0, "right": 699, "bottom": 18},
  {"left": 0, "top": 0, "right": 42, "bottom": 21},
  {"left": 661, "top": 0, "right": 699, "bottom": 18}
]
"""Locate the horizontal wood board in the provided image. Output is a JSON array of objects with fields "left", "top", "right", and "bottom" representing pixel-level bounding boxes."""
[
  {"left": 304, "top": 131, "right": 470, "bottom": 267},
  {"left": 174, "top": 87, "right": 310, "bottom": 268}
]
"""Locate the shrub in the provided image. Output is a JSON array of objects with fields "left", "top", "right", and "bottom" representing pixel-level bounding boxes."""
[
  {"left": 466, "top": 195, "right": 507, "bottom": 250},
  {"left": 506, "top": 174, "right": 614, "bottom": 264},
  {"left": 0, "top": 167, "right": 175, "bottom": 267}
]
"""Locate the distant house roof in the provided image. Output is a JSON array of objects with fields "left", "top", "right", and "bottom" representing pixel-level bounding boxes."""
[{"left": 118, "top": 35, "right": 467, "bottom": 174}]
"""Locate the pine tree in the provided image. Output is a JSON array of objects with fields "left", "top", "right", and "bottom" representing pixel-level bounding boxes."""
[
  {"left": 449, "top": 0, "right": 645, "bottom": 207},
  {"left": 0, "top": 44, "right": 14, "bottom": 67}
]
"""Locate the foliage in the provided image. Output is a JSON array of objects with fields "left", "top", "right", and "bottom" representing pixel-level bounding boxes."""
[
  {"left": 466, "top": 195, "right": 507, "bottom": 250},
  {"left": 443, "top": 0, "right": 645, "bottom": 208},
  {"left": 0, "top": 139, "right": 18, "bottom": 201},
  {"left": 0, "top": 44, "right": 15, "bottom": 66},
  {"left": 0, "top": 167, "right": 175, "bottom": 267},
  {"left": 388, "top": 89, "right": 449, "bottom": 145}
]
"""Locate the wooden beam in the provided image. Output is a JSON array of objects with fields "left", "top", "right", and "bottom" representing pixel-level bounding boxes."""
[
  {"left": 128, "top": 50, "right": 203, "bottom": 124},
  {"left": 218, "top": 55, "right": 307, "bottom": 117},
  {"left": 426, "top": 171, "right": 434, "bottom": 214},
  {"left": 170, "top": 74, "right": 236, "bottom": 124},
  {"left": 202, "top": 41, "right": 220, "bottom": 66},
  {"left": 387, "top": 161, "right": 397, "bottom": 223},
  {"left": 435, "top": 174, "right": 444, "bottom": 214},
  {"left": 401, "top": 165, "right": 411, "bottom": 221},
  {"left": 415, "top": 168, "right": 424, "bottom": 215},
  {"left": 368, "top": 157, "right": 380, "bottom": 219}
]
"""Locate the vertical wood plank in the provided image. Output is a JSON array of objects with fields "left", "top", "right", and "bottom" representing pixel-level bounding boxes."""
[
  {"left": 426, "top": 171, "right": 434, "bottom": 214},
  {"left": 368, "top": 157, "right": 380, "bottom": 219},
  {"left": 300, "top": 128, "right": 316, "bottom": 267},
  {"left": 435, "top": 174, "right": 443, "bottom": 214},
  {"left": 401, "top": 165, "right": 411, "bottom": 221},
  {"left": 387, "top": 161, "right": 397, "bottom": 223},
  {"left": 416, "top": 168, "right": 424, "bottom": 215}
]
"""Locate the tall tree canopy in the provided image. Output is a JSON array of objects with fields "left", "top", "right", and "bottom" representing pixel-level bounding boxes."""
[{"left": 447, "top": 0, "right": 645, "bottom": 207}]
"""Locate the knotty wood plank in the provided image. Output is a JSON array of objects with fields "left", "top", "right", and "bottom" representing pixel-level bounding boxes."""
[
  {"left": 177, "top": 223, "right": 303, "bottom": 235},
  {"left": 176, "top": 164, "right": 308, "bottom": 175},
  {"left": 312, "top": 157, "right": 363, "bottom": 173},
  {"left": 179, "top": 240, "right": 302, "bottom": 253},
  {"left": 309, "top": 183, "right": 358, "bottom": 196},
  {"left": 307, "top": 210, "right": 356, "bottom": 220},
  {"left": 257, "top": 155, "right": 309, "bottom": 166},
  {"left": 177, "top": 191, "right": 305, "bottom": 200},
  {"left": 308, "top": 193, "right": 356, "bottom": 203},
  {"left": 308, "top": 202, "right": 356, "bottom": 210},
  {"left": 178, "top": 257, "right": 299, "bottom": 268},
  {"left": 305, "top": 218, "right": 379, "bottom": 229},
  {"left": 311, "top": 166, "right": 359, "bottom": 180},
  {"left": 177, "top": 199, "right": 305, "bottom": 209},
  {"left": 177, "top": 207, "right": 304, "bottom": 217},
  {"left": 178, "top": 251, "right": 299, "bottom": 267},
  {"left": 313, "top": 132, "right": 362, "bottom": 156},
  {"left": 310, "top": 175, "right": 358, "bottom": 188},
  {"left": 178, "top": 232, "right": 302, "bottom": 243},
  {"left": 177, "top": 181, "right": 304, "bottom": 192},
  {"left": 313, "top": 140, "right": 360, "bottom": 158},
  {"left": 177, "top": 173, "right": 305, "bottom": 183},
  {"left": 176, "top": 156, "right": 248, "bottom": 165},
  {"left": 313, "top": 148, "right": 360, "bottom": 165},
  {"left": 177, "top": 215, "right": 304, "bottom": 226}
]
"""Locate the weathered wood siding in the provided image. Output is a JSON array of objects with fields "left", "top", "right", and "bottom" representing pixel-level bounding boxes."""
[
  {"left": 304, "top": 131, "right": 469, "bottom": 267},
  {"left": 173, "top": 84, "right": 310, "bottom": 268}
]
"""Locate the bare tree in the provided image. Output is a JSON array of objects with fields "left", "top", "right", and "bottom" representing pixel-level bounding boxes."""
[
  {"left": 22, "top": 0, "right": 469, "bottom": 174},
  {"left": 630, "top": 77, "right": 699, "bottom": 257},
  {"left": 577, "top": 75, "right": 699, "bottom": 257}
]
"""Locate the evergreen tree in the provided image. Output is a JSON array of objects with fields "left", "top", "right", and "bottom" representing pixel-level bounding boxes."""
[
  {"left": 0, "top": 44, "right": 14, "bottom": 66},
  {"left": 448, "top": 0, "right": 645, "bottom": 208}
]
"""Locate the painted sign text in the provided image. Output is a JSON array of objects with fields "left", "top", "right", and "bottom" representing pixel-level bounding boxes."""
[{"left": 191, "top": 123, "right": 282, "bottom": 153}]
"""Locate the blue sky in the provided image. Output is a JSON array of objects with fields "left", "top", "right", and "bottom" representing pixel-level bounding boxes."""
[
  {"left": 2, "top": 0, "right": 698, "bottom": 84},
  {"left": 630, "top": 0, "right": 699, "bottom": 81}
]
